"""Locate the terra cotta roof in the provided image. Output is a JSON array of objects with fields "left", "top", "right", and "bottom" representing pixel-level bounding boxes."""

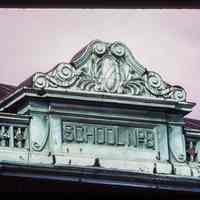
[
  {"left": 0, "top": 83, "right": 16, "bottom": 101},
  {"left": 184, "top": 118, "right": 200, "bottom": 130}
]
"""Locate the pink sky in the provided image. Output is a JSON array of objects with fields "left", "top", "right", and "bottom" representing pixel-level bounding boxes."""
[{"left": 0, "top": 9, "right": 199, "bottom": 119}]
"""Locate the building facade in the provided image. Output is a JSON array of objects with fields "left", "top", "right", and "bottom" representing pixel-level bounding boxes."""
[{"left": 0, "top": 40, "right": 200, "bottom": 195}]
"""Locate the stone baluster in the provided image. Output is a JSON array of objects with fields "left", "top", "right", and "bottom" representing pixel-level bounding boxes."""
[
  {"left": 2, "top": 126, "right": 7, "bottom": 147},
  {"left": 0, "top": 126, "right": 5, "bottom": 147},
  {"left": 23, "top": 128, "right": 28, "bottom": 149},
  {"left": 0, "top": 126, "right": 10, "bottom": 147},
  {"left": 9, "top": 126, "right": 14, "bottom": 148},
  {"left": 14, "top": 128, "right": 25, "bottom": 148},
  {"left": 187, "top": 141, "right": 197, "bottom": 162}
]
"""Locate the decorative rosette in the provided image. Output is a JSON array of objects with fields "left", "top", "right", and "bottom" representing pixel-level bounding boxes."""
[{"left": 110, "top": 42, "right": 125, "bottom": 57}]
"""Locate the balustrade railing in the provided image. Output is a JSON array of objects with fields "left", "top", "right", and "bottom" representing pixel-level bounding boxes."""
[
  {"left": 0, "top": 125, "right": 28, "bottom": 148},
  {"left": 0, "top": 113, "right": 30, "bottom": 150}
]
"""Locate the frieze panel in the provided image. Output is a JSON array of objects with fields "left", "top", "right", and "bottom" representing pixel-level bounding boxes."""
[
  {"left": 62, "top": 121, "right": 156, "bottom": 150},
  {"left": 33, "top": 40, "right": 186, "bottom": 102}
]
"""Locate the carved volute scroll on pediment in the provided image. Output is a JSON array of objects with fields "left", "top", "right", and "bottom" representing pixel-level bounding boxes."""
[{"left": 33, "top": 40, "right": 186, "bottom": 102}]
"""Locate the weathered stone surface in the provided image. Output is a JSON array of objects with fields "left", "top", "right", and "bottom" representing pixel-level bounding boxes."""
[
  {"left": 0, "top": 148, "right": 28, "bottom": 164},
  {"left": 173, "top": 163, "right": 191, "bottom": 176},
  {"left": 156, "top": 161, "right": 172, "bottom": 174},
  {"left": 101, "top": 159, "right": 155, "bottom": 174},
  {"left": 55, "top": 155, "right": 94, "bottom": 166},
  {"left": 29, "top": 152, "right": 52, "bottom": 165}
]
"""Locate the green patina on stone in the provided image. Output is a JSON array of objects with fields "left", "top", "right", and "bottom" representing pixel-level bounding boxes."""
[{"left": 0, "top": 40, "right": 199, "bottom": 178}]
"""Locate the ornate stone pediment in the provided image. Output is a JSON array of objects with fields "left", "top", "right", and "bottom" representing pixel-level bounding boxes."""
[{"left": 33, "top": 40, "right": 186, "bottom": 102}]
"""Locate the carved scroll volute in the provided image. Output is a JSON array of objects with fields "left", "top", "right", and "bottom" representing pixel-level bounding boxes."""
[
  {"left": 30, "top": 114, "right": 49, "bottom": 152},
  {"left": 172, "top": 86, "right": 187, "bottom": 102},
  {"left": 143, "top": 71, "right": 186, "bottom": 102},
  {"left": 33, "top": 63, "right": 77, "bottom": 90},
  {"left": 33, "top": 73, "right": 47, "bottom": 89},
  {"left": 169, "top": 125, "right": 186, "bottom": 163}
]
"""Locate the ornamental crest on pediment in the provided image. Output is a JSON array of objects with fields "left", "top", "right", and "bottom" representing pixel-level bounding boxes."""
[{"left": 33, "top": 40, "right": 186, "bottom": 102}]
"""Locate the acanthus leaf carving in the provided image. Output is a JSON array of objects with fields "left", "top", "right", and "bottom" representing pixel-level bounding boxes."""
[{"left": 33, "top": 40, "right": 187, "bottom": 102}]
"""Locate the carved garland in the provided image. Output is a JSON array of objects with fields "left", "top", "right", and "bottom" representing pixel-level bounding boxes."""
[{"left": 33, "top": 40, "right": 186, "bottom": 102}]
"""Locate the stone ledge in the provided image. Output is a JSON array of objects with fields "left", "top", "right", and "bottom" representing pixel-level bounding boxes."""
[
  {"left": 173, "top": 163, "right": 192, "bottom": 176},
  {"left": 1, "top": 162, "right": 200, "bottom": 193}
]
